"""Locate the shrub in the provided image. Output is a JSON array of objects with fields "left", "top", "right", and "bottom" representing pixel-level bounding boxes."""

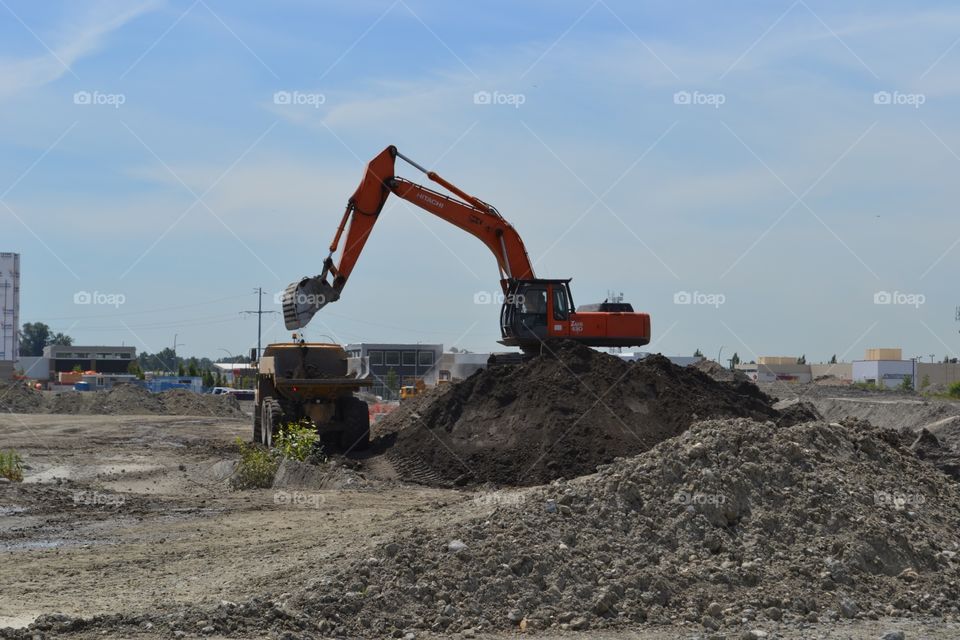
[
  {"left": 0, "top": 449, "right": 24, "bottom": 482},
  {"left": 949, "top": 381, "right": 960, "bottom": 399},
  {"left": 273, "top": 419, "right": 320, "bottom": 462},
  {"left": 231, "top": 438, "right": 278, "bottom": 489}
]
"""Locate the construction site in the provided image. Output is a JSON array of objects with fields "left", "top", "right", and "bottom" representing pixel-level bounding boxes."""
[
  {"left": 3, "top": 2, "right": 960, "bottom": 639},
  {"left": 2, "top": 143, "right": 960, "bottom": 640}
]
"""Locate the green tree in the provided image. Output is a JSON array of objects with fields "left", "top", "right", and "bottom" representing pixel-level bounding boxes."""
[
  {"left": 829, "top": 354, "right": 837, "bottom": 364},
  {"left": 797, "top": 354, "right": 807, "bottom": 365},
  {"left": 385, "top": 368, "right": 399, "bottom": 399},
  {"left": 693, "top": 348, "right": 704, "bottom": 358},
  {"left": 177, "top": 363, "right": 186, "bottom": 376},
  {"left": 729, "top": 352, "right": 740, "bottom": 369},
  {"left": 921, "top": 374, "right": 930, "bottom": 390},
  {"left": 187, "top": 358, "right": 199, "bottom": 377},
  {"left": 899, "top": 375, "right": 914, "bottom": 392},
  {"left": 202, "top": 369, "right": 215, "bottom": 388},
  {"left": 18, "top": 323, "right": 76, "bottom": 356},
  {"left": 127, "top": 361, "right": 145, "bottom": 380}
]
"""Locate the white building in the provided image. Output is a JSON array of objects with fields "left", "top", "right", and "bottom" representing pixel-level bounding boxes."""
[{"left": 0, "top": 253, "right": 20, "bottom": 373}]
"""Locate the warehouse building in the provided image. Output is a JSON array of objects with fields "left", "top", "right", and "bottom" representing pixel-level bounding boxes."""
[
  {"left": 853, "top": 348, "right": 917, "bottom": 389},
  {"left": 345, "top": 343, "right": 443, "bottom": 398}
]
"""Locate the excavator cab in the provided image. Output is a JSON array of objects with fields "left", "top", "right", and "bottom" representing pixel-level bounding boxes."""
[
  {"left": 500, "top": 279, "right": 650, "bottom": 350},
  {"left": 500, "top": 279, "right": 572, "bottom": 348}
]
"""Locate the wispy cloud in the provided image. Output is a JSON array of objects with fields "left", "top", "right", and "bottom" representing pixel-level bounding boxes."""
[{"left": 0, "top": 0, "right": 161, "bottom": 99}]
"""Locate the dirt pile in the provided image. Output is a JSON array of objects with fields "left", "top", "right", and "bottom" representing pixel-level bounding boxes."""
[
  {"left": 26, "top": 418, "right": 960, "bottom": 639},
  {"left": 0, "top": 383, "right": 45, "bottom": 413},
  {"left": 690, "top": 358, "right": 750, "bottom": 384},
  {"left": 380, "top": 341, "right": 780, "bottom": 486},
  {"left": 2, "top": 383, "right": 242, "bottom": 417}
]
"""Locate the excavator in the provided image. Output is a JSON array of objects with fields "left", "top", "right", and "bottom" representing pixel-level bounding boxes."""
[{"left": 282, "top": 145, "right": 651, "bottom": 351}]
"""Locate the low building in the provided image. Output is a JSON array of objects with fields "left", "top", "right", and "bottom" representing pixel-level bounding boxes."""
[
  {"left": 809, "top": 363, "right": 853, "bottom": 382},
  {"left": 42, "top": 345, "right": 136, "bottom": 378},
  {"left": 853, "top": 347, "right": 916, "bottom": 389},
  {"left": 739, "top": 357, "right": 812, "bottom": 384},
  {"left": 346, "top": 343, "right": 442, "bottom": 398}
]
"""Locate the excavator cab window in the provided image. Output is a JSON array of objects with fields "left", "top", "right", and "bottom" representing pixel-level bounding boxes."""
[{"left": 552, "top": 285, "right": 569, "bottom": 321}]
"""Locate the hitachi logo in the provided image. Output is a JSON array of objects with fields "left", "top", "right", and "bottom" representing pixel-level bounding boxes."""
[{"left": 417, "top": 193, "right": 444, "bottom": 208}]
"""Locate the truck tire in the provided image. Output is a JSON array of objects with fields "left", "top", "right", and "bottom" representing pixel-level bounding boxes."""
[
  {"left": 262, "top": 397, "right": 284, "bottom": 449},
  {"left": 338, "top": 396, "right": 370, "bottom": 452},
  {"left": 253, "top": 403, "right": 262, "bottom": 444}
]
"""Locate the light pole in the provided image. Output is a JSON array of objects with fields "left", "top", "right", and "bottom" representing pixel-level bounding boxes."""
[{"left": 717, "top": 346, "right": 724, "bottom": 365}]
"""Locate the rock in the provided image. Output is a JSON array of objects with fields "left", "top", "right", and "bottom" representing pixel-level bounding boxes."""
[
  {"left": 741, "top": 631, "right": 769, "bottom": 640},
  {"left": 880, "top": 632, "right": 905, "bottom": 640},
  {"left": 763, "top": 607, "right": 782, "bottom": 621},
  {"left": 839, "top": 597, "right": 859, "bottom": 618},
  {"left": 706, "top": 602, "right": 723, "bottom": 618},
  {"left": 569, "top": 617, "right": 589, "bottom": 631},
  {"left": 506, "top": 609, "right": 524, "bottom": 624},
  {"left": 702, "top": 615, "right": 721, "bottom": 630},
  {"left": 447, "top": 539, "right": 467, "bottom": 553}
]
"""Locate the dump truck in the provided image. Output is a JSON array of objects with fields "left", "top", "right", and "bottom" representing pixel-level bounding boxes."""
[{"left": 253, "top": 341, "right": 372, "bottom": 451}]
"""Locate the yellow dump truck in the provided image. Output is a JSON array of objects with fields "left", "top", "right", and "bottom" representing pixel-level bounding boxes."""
[{"left": 254, "top": 342, "right": 372, "bottom": 451}]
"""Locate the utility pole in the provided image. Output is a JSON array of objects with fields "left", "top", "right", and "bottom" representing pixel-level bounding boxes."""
[{"left": 242, "top": 288, "right": 278, "bottom": 361}]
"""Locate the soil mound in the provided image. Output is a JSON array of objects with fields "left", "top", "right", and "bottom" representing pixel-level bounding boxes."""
[
  {"left": 690, "top": 358, "right": 750, "bottom": 384},
  {"left": 380, "top": 341, "right": 779, "bottom": 486},
  {"left": 0, "top": 382, "right": 45, "bottom": 413},
  {"left": 40, "top": 418, "right": 960, "bottom": 639}
]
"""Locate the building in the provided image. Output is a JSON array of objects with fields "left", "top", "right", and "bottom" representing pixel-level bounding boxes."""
[
  {"left": 737, "top": 356, "right": 812, "bottom": 383},
  {"left": 42, "top": 345, "right": 136, "bottom": 378},
  {"left": 0, "top": 252, "right": 19, "bottom": 378},
  {"left": 346, "top": 343, "right": 443, "bottom": 398},
  {"left": 212, "top": 362, "right": 257, "bottom": 386},
  {"left": 853, "top": 347, "right": 917, "bottom": 389}
]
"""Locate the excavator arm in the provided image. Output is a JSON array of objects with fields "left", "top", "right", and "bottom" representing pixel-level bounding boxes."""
[{"left": 283, "top": 146, "right": 535, "bottom": 329}]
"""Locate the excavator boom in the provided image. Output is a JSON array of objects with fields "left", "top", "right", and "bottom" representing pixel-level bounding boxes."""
[{"left": 282, "top": 146, "right": 650, "bottom": 350}]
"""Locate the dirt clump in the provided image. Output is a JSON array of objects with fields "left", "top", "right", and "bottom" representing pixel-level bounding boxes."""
[{"left": 379, "top": 341, "right": 780, "bottom": 486}]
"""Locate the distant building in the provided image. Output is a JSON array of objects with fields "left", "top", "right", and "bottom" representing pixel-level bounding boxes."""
[
  {"left": 42, "top": 345, "right": 136, "bottom": 377},
  {"left": 853, "top": 347, "right": 916, "bottom": 389},
  {"left": 212, "top": 362, "right": 257, "bottom": 386},
  {"left": 0, "top": 252, "right": 19, "bottom": 377},
  {"left": 346, "top": 343, "right": 442, "bottom": 398},
  {"left": 438, "top": 351, "right": 489, "bottom": 382}
]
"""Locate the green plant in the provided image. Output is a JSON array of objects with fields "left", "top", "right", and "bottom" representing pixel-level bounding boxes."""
[
  {"left": 273, "top": 419, "right": 320, "bottom": 462},
  {"left": 921, "top": 374, "right": 930, "bottom": 390},
  {"left": 949, "top": 381, "right": 960, "bottom": 399},
  {"left": 899, "top": 375, "right": 914, "bottom": 392},
  {"left": 231, "top": 438, "right": 278, "bottom": 489},
  {"left": 0, "top": 449, "right": 24, "bottom": 482}
]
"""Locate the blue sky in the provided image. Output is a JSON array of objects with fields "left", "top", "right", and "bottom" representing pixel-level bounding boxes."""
[{"left": 2, "top": 0, "right": 959, "bottom": 362}]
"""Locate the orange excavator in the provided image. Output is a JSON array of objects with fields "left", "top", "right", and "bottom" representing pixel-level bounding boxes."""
[{"left": 282, "top": 146, "right": 650, "bottom": 351}]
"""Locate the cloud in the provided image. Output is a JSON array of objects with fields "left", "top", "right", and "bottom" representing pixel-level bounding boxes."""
[{"left": 0, "top": 0, "right": 161, "bottom": 99}]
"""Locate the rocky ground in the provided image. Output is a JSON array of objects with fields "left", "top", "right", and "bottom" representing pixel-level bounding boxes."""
[{"left": 3, "top": 346, "right": 960, "bottom": 639}]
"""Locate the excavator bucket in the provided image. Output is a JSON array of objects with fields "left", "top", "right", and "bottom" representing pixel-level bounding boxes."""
[{"left": 282, "top": 276, "right": 340, "bottom": 330}]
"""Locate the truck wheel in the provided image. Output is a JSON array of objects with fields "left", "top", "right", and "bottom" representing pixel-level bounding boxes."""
[
  {"left": 253, "top": 402, "right": 262, "bottom": 444},
  {"left": 262, "top": 397, "right": 284, "bottom": 449},
  {"left": 339, "top": 396, "right": 370, "bottom": 452}
]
